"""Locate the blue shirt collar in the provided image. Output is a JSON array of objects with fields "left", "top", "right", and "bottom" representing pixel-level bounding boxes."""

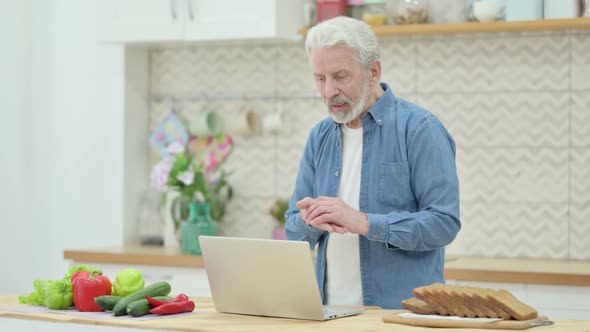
[{"left": 332, "top": 83, "right": 396, "bottom": 130}]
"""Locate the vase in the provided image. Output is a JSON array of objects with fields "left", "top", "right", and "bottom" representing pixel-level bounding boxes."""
[
  {"left": 162, "top": 192, "right": 182, "bottom": 248},
  {"left": 272, "top": 226, "right": 287, "bottom": 240},
  {"left": 162, "top": 191, "right": 194, "bottom": 248},
  {"left": 181, "top": 201, "right": 219, "bottom": 255}
]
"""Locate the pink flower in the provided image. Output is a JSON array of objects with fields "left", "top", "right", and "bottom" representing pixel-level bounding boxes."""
[
  {"left": 150, "top": 158, "right": 173, "bottom": 192},
  {"left": 166, "top": 141, "right": 185, "bottom": 155}
]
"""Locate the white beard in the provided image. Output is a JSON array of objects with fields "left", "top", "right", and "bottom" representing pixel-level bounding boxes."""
[{"left": 326, "top": 79, "right": 370, "bottom": 124}]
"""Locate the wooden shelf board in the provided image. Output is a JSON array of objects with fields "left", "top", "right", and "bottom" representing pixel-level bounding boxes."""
[{"left": 300, "top": 18, "right": 590, "bottom": 37}]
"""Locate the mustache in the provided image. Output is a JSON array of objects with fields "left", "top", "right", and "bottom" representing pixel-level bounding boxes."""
[{"left": 328, "top": 95, "right": 352, "bottom": 106}]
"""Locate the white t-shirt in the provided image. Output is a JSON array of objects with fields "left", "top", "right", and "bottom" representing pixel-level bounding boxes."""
[{"left": 325, "top": 124, "right": 363, "bottom": 306}]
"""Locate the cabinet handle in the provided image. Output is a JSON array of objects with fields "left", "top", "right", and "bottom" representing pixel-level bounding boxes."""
[
  {"left": 170, "top": 0, "right": 177, "bottom": 20},
  {"left": 187, "top": 0, "right": 194, "bottom": 21}
]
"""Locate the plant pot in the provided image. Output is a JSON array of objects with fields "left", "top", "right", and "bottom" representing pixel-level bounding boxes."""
[{"left": 272, "top": 226, "right": 287, "bottom": 240}]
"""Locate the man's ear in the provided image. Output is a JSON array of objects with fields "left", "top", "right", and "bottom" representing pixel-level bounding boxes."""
[{"left": 369, "top": 60, "right": 382, "bottom": 85}]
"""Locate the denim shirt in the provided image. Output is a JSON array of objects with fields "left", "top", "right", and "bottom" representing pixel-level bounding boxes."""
[{"left": 285, "top": 83, "right": 461, "bottom": 309}]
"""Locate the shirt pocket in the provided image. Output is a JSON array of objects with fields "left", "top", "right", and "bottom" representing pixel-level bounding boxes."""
[{"left": 378, "top": 162, "right": 415, "bottom": 208}]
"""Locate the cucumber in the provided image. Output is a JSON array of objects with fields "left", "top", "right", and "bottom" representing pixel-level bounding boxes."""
[
  {"left": 112, "top": 281, "right": 172, "bottom": 316},
  {"left": 95, "top": 295, "right": 122, "bottom": 311},
  {"left": 126, "top": 296, "right": 173, "bottom": 317}
]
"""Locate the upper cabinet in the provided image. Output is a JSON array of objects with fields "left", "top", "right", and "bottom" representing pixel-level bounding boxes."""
[{"left": 100, "top": 0, "right": 305, "bottom": 43}]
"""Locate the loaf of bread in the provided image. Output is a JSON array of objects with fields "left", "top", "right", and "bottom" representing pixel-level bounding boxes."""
[
  {"left": 401, "top": 298, "right": 438, "bottom": 315},
  {"left": 403, "top": 283, "right": 538, "bottom": 320}
]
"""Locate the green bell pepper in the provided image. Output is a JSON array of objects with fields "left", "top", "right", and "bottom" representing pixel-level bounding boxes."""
[
  {"left": 45, "top": 280, "right": 73, "bottom": 310},
  {"left": 112, "top": 268, "right": 145, "bottom": 297}
]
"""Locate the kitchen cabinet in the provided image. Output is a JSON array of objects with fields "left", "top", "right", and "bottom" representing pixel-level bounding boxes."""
[
  {"left": 100, "top": 0, "right": 305, "bottom": 43},
  {"left": 66, "top": 261, "right": 212, "bottom": 298},
  {"left": 62, "top": 245, "right": 212, "bottom": 297},
  {"left": 447, "top": 280, "right": 590, "bottom": 320}
]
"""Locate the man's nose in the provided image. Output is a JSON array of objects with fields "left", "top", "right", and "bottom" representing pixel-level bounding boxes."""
[{"left": 324, "top": 79, "right": 339, "bottom": 100}]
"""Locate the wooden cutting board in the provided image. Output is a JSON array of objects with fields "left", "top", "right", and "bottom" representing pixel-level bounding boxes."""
[{"left": 383, "top": 312, "right": 552, "bottom": 330}]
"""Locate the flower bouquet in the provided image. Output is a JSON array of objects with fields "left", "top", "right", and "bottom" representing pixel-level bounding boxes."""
[{"left": 151, "top": 142, "right": 233, "bottom": 234}]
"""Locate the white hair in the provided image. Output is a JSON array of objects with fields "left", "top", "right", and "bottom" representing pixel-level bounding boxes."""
[{"left": 305, "top": 16, "right": 381, "bottom": 68}]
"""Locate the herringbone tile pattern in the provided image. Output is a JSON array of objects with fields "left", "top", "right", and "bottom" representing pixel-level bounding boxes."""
[
  {"left": 572, "top": 92, "right": 590, "bottom": 147},
  {"left": 572, "top": 34, "right": 590, "bottom": 90},
  {"left": 446, "top": 201, "right": 569, "bottom": 259},
  {"left": 150, "top": 32, "right": 590, "bottom": 259},
  {"left": 419, "top": 93, "right": 569, "bottom": 148},
  {"left": 457, "top": 148, "right": 569, "bottom": 204}
]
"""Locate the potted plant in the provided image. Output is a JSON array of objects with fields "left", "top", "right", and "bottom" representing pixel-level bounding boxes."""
[{"left": 269, "top": 198, "right": 289, "bottom": 240}]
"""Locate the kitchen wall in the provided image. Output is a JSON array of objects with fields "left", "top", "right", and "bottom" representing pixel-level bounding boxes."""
[
  {"left": 149, "top": 30, "right": 590, "bottom": 261},
  {"left": 0, "top": 0, "right": 34, "bottom": 294},
  {"left": 0, "top": 0, "right": 126, "bottom": 294}
]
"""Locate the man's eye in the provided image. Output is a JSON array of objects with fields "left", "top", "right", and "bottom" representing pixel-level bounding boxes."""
[{"left": 316, "top": 77, "right": 325, "bottom": 82}]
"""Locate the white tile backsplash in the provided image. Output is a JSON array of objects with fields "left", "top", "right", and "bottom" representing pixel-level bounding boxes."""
[{"left": 149, "top": 32, "right": 590, "bottom": 260}]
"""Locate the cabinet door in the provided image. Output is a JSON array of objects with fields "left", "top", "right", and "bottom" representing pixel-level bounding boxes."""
[
  {"left": 100, "top": 0, "right": 185, "bottom": 43},
  {"left": 185, "top": 0, "right": 303, "bottom": 41}
]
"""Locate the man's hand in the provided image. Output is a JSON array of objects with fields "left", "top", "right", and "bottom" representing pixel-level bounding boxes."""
[
  {"left": 297, "top": 196, "right": 369, "bottom": 235},
  {"left": 297, "top": 197, "right": 349, "bottom": 233}
]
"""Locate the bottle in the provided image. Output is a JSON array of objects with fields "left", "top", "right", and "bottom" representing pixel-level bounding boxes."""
[
  {"left": 544, "top": 0, "right": 580, "bottom": 19},
  {"left": 303, "top": 0, "right": 318, "bottom": 27},
  {"left": 181, "top": 201, "right": 219, "bottom": 255},
  {"left": 584, "top": 0, "right": 590, "bottom": 17},
  {"left": 137, "top": 189, "right": 164, "bottom": 246},
  {"left": 348, "top": 0, "right": 367, "bottom": 20}
]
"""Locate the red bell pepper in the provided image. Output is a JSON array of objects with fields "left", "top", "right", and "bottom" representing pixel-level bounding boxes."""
[
  {"left": 149, "top": 300, "right": 195, "bottom": 315},
  {"left": 146, "top": 294, "right": 189, "bottom": 307},
  {"left": 71, "top": 271, "right": 112, "bottom": 296},
  {"left": 72, "top": 272, "right": 112, "bottom": 312}
]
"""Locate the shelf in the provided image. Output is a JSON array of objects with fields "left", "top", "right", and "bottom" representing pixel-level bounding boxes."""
[{"left": 299, "top": 17, "right": 590, "bottom": 37}]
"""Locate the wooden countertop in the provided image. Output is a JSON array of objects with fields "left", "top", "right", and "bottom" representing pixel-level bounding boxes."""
[
  {"left": 1, "top": 295, "right": 587, "bottom": 331},
  {"left": 64, "top": 245, "right": 205, "bottom": 268},
  {"left": 64, "top": 246, "right": 590, "bottom": 286},
  {"left": 444, "top": 256, "right": 590, "bottom": 286}
]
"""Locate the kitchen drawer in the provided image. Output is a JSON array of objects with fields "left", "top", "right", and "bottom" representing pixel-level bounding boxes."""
[{"left": 527, "top": 284, "right": 590, "bottom": 311}]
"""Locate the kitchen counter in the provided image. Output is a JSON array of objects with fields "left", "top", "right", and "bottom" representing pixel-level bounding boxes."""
[
  {"left": 1, "top": 295, "right": 588, "bottom": 331},
  {"left": 64, "top": 246, "right": 590, "bottom": 286}
]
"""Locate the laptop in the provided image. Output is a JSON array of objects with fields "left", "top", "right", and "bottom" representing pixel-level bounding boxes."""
[{"left": 199, "top": 236, "right": 364, "bottom": 321}]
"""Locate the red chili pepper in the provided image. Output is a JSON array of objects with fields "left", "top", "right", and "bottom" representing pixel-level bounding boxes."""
[
  {"left": 149, "top": 300, "right": 195, "bottom": 315},
  {"left": 73, "top": 272, "right": 111, "bottom": 312},
  {"left": 146, "top": 294, "right": 190, "bottom": 307}
]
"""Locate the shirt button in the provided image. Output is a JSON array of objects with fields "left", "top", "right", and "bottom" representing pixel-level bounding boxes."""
[
  {"left": 335, "top": 171, "right": 340, "bottom": 177},
  {"left": 376, "top": 119, "right": 383, "bottom": 125},
  {"left": 373, "top": 233, "right": 379, "bottom": 239}
]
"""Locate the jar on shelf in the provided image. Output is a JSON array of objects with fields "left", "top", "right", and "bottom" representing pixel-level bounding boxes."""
[
  {"left": 429, "top": 0, "right": 466, "bottom": 24},
  {"left": 303, "top": 0, "right": 319, "bottom": 28},
  {"left": 347, "top": 0, "right": 367, "bottom": 20},
  {"left": 363, "top": 0, "right": 388, "bottom": 25},
  {"left": 544, "top": 0, "right": 580, "bottom": 19},
  {"left": 465, "top": 0, "right": 506, "bottom": 22},
  {"left": 504, "top": 0, "right": 542, "bottom": 21},
  {"left": 392, "top": 0, "right": 429, "bottom": 24},
  {"left": 317, "top": 0, "right": 348, "bottom": 23},
  {"left": 584, "top": 0, "right": 590, "bottom": 17}
]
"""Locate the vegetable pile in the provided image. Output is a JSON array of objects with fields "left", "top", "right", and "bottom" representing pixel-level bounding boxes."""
[{"left": 19, "top": 265, "right": 195, "bottom": 317}]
